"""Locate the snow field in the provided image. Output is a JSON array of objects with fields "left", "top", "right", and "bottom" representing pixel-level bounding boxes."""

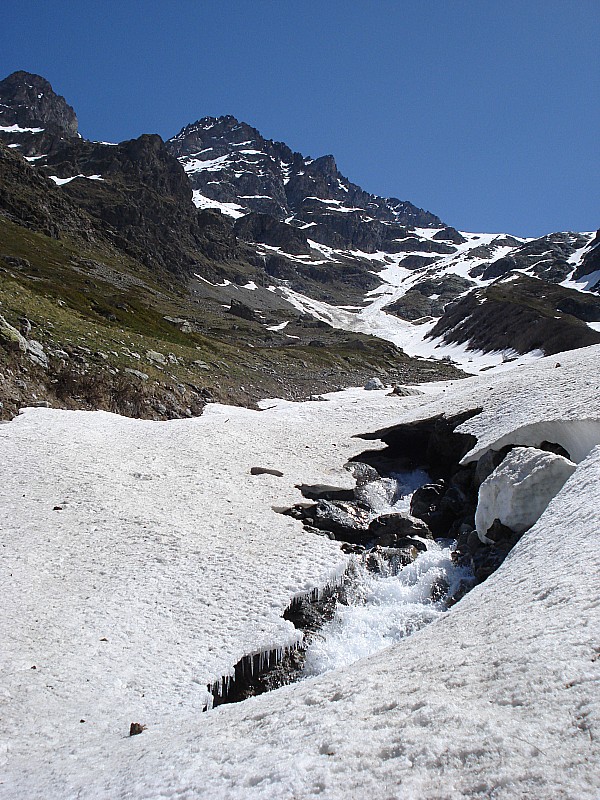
[{"left": 0, "top": 344, "right": 599, "bottom": 798}]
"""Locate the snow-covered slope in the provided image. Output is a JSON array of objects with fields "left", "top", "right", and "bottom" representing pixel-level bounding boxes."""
[{"left": 1, "top": 344, "right": 599, "bottom": 798}]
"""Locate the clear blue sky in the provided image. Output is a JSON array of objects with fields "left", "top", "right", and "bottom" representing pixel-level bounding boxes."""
[{"left": 2, "top": 0, "right": 598, "bottom": 236}]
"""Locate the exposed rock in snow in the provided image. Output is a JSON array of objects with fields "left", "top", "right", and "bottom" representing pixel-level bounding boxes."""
[
  {"left": 364, "top": 377, "right": 385, "bottom": 390},
  {"left": 475, "top": 446, "right": 576, "bottom": 542}
]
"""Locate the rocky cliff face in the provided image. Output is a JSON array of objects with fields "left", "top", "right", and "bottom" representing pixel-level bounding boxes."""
[
  {"left": 166, "top": 115, "right": 442, "bottom": 251},
  {"left": 0, "top": 71, "right": 78, "bottom": 158}
]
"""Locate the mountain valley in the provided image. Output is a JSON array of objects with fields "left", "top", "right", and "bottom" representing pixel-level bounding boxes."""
[{"left": 0, "top": 70, "right": 598, "bottom": 419}]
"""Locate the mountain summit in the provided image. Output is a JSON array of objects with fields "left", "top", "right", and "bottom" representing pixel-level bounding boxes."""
[
  {"left": 0, "top": 70, "right": 78, "bottom": 136},
  {"left": 167, "top": 114, "right": 442, "bottom": 251}
]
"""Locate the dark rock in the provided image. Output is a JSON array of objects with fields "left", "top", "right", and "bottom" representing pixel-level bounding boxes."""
[
  {"left": 428, "top": 274, "right": 600, "bottom": 356},
  {"left": 228, "top": 299, "right": 256, "bottom": 321},
  {"left": 432, "top": 226, "right": 466, "bottom": 244},
  {"left": 385, "top": 275, "right": 474, "bottom": 321},
  {"left": 368, "top": 513, "right": 432, "bottom": 545},
  {"left": 250, "top": 466, "right": 283, "bottom": 477},
  {"left": 410, "top": 483, "right": 444, "bottom": 517},
  {"left": 0, "top": 71, "right": 78, "bottom": 158},
  {"left": 484, "top": 519, "right": 521, "bottom": 548},
  {"left": 129, "top": 722, "right": 145, "bottom": 736},
  {"left": 234, "top": 213, "right": 310, "bottom": 255},
  {"left": 573, "top": 229, "right": 600, "bottom": 287},
  {"left": 365, "top": 545, "right": 419, "bottom": 575},
  {"left": 297, "top": 483, "right": 355, "bottom": 501},
  {"left": 387, "top": 386, "right": 419, "bottom": 397},
  {"left": 347, "top": 461, "right": 381, "bottom": 486},
  {"left": 475, "top": 448, "right": 509, "bottom": 486},
  {"left": 310, "top": 500, "right": 371, "bottom": 542}
]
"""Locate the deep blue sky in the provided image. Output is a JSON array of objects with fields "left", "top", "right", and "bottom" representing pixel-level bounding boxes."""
[{"left": 2, "top": 1, "right": 598, "bottom": 236}]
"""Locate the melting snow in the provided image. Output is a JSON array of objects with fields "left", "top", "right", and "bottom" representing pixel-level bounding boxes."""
[
  {"left": 192, "top": 190, "right": 245, "bottom": 218},
  {"left": 1, "top": 345, "right": 599, "bottom": 798},
  {"left": 0, "top": 123, "right": 44, "bottom": 133}
]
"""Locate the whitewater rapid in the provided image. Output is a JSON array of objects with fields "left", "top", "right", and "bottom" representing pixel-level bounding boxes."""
[{"left": 303, "top": 469, "right": 474, "bottom": 677}]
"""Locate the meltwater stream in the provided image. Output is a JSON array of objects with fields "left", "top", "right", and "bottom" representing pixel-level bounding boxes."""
[
  {"left": 303, "top": 543, "right": 470, "bottom": 676},
  {"left": 302, "top": 469, "right": 474, "bottom": 678}
]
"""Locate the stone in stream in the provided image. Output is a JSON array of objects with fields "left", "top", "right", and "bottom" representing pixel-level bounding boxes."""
[{"left": 367, "top": 513, "right": 432, "bottom": 547}]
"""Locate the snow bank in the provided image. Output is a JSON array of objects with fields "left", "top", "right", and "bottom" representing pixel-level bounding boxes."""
[
  {"left": 475, "top": 446, "right": 576, "bottom": 541},
  {"left": 1, "top": 345, "right": 599, "bottom": 798}
]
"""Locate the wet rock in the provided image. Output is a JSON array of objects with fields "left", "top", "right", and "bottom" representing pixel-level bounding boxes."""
[
  {"left": 353, "top": 476, "right": 403, "bottom": 511},
  {"left": 314, "top": 500, "right": 371, "bottom": 540},
  {"left": 346, "top": 461, "right": 381, "bottom": 486},
  {"left": 365, "top": 545, "right": 419, "bottom": 575},
  {"left": 410, "top": 482, "right": 444, "bottom": 519},
  {"left": 368, "top": 513, "right": 432, "bottom": 546}
]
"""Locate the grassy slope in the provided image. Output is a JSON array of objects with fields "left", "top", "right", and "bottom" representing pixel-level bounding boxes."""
[{"left": 0, "top": 217, "right": 464, "bottom": 420}]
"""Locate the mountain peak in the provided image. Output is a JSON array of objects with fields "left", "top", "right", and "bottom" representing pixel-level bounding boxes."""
[{"left": 0, "top": 70, "right": 78, "bottom": 139}]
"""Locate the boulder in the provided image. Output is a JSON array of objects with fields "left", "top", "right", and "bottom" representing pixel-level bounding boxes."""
[
  {"left": 475, "top": 446, "right": 576, "bottom": 543},
  {"left": 367, "top": 513, "right": 432, "bottom": 547},
  {"left": 364, "top": 377, "right": 384, "bottom": 390},
  {"left": 0, "top": 315, "right": 27, "bottom": 352},
  {"left": 310, "top": 500, "right": 371, "bottom": 542}
]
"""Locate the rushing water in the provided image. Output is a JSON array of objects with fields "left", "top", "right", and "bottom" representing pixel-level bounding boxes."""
[
  {"left": 303, "top": 542, "right": 472, "bottom": 676},
  {"left": 303, "top": 470, "right": 474, "bottom": 677}
]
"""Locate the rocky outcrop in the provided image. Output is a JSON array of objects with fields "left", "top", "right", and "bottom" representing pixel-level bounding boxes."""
[
  {"left": 36, "top": 134, "right": 241, "bottom": 275},
  {"left": 428, "top": 274, "right": 600, "bottom": 355},
  {"left": 385, "top": 275, "right": 474, "bottom": 321},
  {"left": 573, "top": 229, "right": 600, "bottom": 288},
  {"left": 0, "top": 71, "right": 78, "bottom": 137},
  {"left": 0, "top": 142, "right": 99, "bottom": 241},
  {"left": 234, "top": 212, "right": 309, "bottom": 254},
  {"left": 470, "top": 231, "right": 590, "bottom": 284},
  {"left": 167, "top": 114, "right": 443, "bottom": 253},
  {"left": 0, "top": 71, "right": 78, "bottom": 158}
]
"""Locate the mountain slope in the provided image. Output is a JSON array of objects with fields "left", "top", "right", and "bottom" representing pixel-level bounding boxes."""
[{"left": 0, "top": 69, "right": 598, "bottom": 419}]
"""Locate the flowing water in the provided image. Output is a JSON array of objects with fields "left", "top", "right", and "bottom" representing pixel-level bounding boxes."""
[{"left": 303, "top": 470, "right": 474, "bottom": 677}]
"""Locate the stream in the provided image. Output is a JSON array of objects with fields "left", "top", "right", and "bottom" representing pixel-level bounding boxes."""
[
  {"left": 302, "top": 469, "right": 474, "bottom": 677},
  {"left": 303, "top": 540, "right": 472, "bottom": 676}
]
